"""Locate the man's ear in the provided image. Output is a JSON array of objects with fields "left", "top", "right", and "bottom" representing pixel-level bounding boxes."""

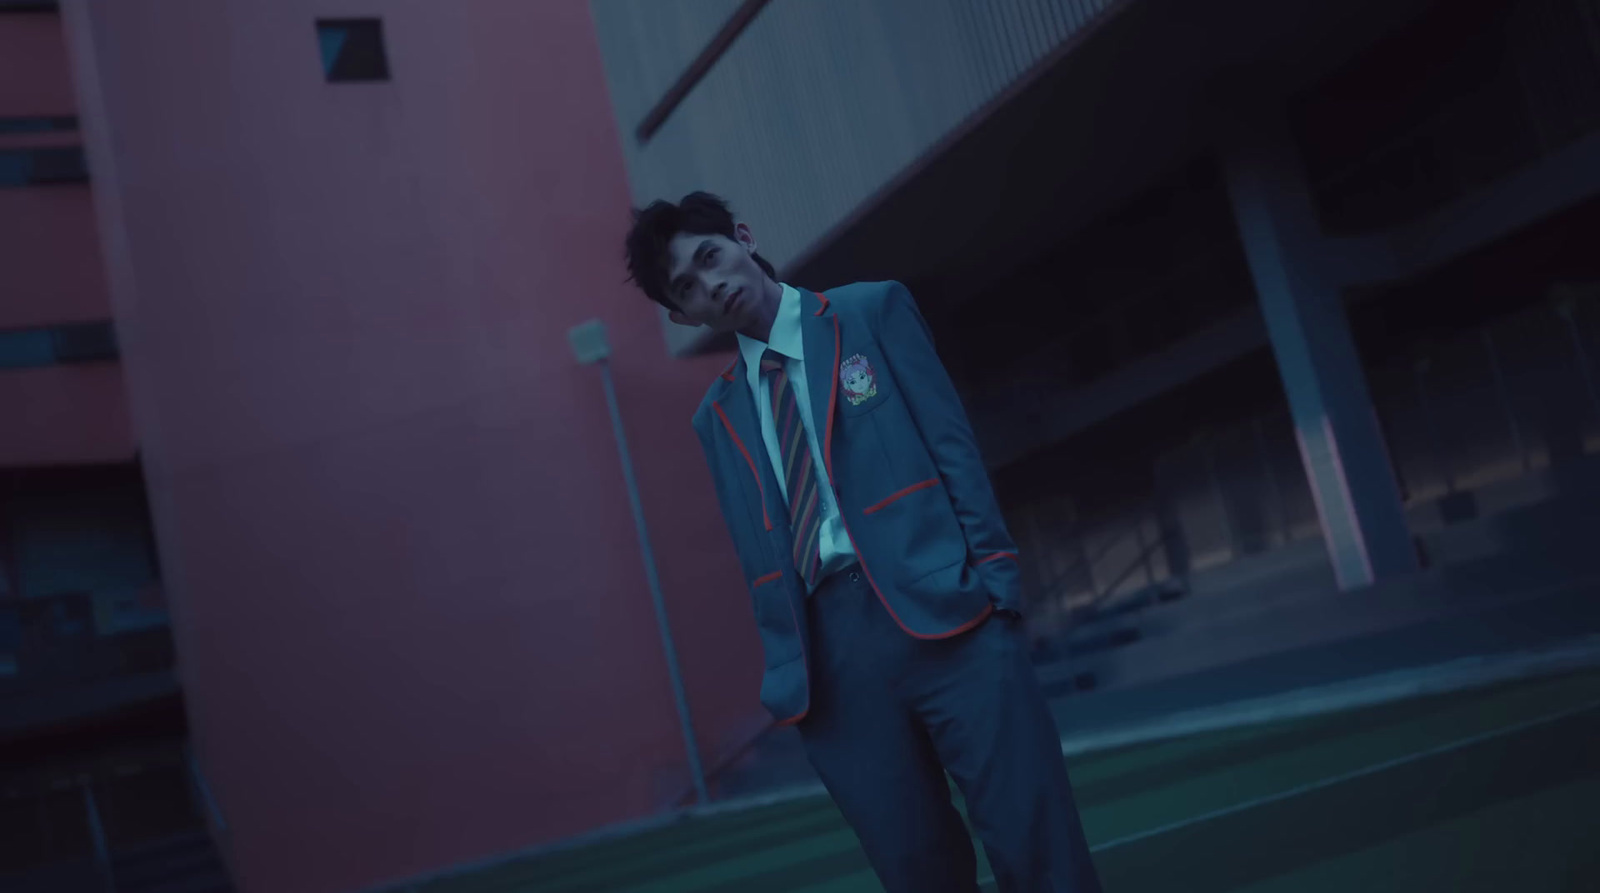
[
  {"left": 668, "top": 310, "right": 700, "bottom": 327},
  {"left": 734, "top": 222, "right": 757, "bottom": 255}
]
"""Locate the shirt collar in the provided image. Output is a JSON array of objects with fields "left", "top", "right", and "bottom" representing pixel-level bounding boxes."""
[{"left": 735, "top": 283, "right": 801, "bottom": 378}]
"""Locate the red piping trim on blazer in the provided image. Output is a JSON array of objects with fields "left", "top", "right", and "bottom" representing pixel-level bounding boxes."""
[
  {"left": 817, "top": 295, "right": 990, "bottom": 640},
  {"left": 863, "top": 478, "right": 941, "bottom": 515},
  {"left": 751, "top": 571, "right": 782, "bottom": 587},
  {"left": 772, "top": 585, "right": 811, "bottom": 726},
  {"left": 712, "top": 401, "right": 772, "bottom": 531},
  {"left": 976, "top": 551, "right": 1018, "bottom": 566}
]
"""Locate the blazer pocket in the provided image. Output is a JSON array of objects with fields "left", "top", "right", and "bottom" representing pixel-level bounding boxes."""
[
  {"left": 863, "top": 478, "right": 941, "bottom": 515},
  {"left": 902, "top": 556, "right": 968, "bottom": 598}
]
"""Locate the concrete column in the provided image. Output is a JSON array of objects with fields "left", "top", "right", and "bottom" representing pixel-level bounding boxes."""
[{"left": 1222, "top": 114, "right": 1418, "bottom": 590}]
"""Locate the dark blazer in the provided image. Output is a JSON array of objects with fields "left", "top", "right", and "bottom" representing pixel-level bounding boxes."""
[{"left": 693, "top": 281, "right": 1021, "bottom": 724}]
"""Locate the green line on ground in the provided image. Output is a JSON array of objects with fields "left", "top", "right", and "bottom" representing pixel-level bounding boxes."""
[
  {"left": 1225, "top": 773, "right": 1600, "bottom": 893},
  {"left": 415, "top": 669, "right": 1600, "bottom": 893}
]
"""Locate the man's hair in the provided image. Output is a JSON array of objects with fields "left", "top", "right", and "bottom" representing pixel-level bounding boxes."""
[{"left": 625, "top": 192, "right": 777, "bottom": 310}]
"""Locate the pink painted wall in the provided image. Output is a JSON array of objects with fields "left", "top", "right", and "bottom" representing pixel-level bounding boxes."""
[
  {"left": 61, "top": 2, "right": 762, "bottom": 892},
  {"left": 0, "top": 185, "right": 112, "bottom": 329},
  {"left": 0, "top": 13, "right": 108, "bottom": 333},
  {"left": 0, "top": 13, "right": 76, "bottom": 113},
  {"left": 0, "top": 363, "right": 134, "bottom": 466}
]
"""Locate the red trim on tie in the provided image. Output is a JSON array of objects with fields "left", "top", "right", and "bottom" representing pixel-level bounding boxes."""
[
  {"left": 976, "top": 551, "right": 1019, "bottom": 566},
  {"left": 752, "top": 571, "right": 782, "bottom": 587},
  {"left": 712, "top": 401, "right": 772, "bottom": 531},
  {"left": 863, "top": 478, "right": 941, "bottom": 515}
]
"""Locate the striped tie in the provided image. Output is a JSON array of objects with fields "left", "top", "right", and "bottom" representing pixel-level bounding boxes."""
[{"left": 761, "top": 349, "right": 823, "bottom": 587}]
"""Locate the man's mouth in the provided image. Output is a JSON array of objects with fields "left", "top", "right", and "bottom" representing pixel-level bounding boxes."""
[{"left": 723, "top": 288, "right": 744, "bottom": 315}]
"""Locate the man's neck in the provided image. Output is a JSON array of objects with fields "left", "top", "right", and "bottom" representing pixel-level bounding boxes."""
[{"left": 737, "top": 279, "right": 785, "bottom": 343}]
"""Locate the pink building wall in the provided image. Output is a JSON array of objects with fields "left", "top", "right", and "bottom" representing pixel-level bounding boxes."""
[
  {"left": 0, "top": 363, "right": 134, "bottom": 467},
  {"left": 0, "top": 186, "right": 112, "bottom": 329},
  {"left": 0, "top": 12, "right": 77, "bottom": 113},
  {"left": 60, "top": 2, "right": 762, "bottom": 891},
  {"left": 1, "top": 12, "right": 120, "bottom": 466}
]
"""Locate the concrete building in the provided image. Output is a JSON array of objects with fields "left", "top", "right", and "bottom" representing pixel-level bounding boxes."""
[
  {"left": 1, "top": 2, "right": 176, "bottom": 889},
  {"left": 5, "top": 2, "right": 766, "bottom": 892},
  {"left": 591, "top": 0, "right": 1600, "bottom": 647},
  {"left": 3, "top": 0, "right": 1599, "bottom": 891}
]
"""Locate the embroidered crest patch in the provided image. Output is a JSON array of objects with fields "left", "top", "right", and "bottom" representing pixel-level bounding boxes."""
[{"left": 840, "top": 354, "right": 878, "bottom": 406}]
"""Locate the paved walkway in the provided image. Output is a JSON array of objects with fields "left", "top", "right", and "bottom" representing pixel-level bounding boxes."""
[
  {"left": 705, "top": 577, "right": 1600, "bottom": 803},
  {"left": 390, "top": 667, "right": 1600, "bottom": 892}
]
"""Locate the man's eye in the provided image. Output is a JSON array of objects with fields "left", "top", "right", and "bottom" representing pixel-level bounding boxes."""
[{"left": 704, "top": 248, "right": 718, "bottom": 264}]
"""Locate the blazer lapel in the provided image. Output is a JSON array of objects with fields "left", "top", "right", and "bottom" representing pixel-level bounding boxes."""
[
  {"left": 800, "top": 290, "right": 842, "bottom": 477},
  {"left": 712, "top": 355, "right": 779, "bottom": 529}
]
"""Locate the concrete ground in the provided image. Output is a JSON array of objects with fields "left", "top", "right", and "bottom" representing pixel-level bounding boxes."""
[
  {"left": 699, "top": 566, "right": 1600, "bottom": 803},
  {"left": 398, "top": 667, "right": 1600, "bottom": 892},
  {"left": 365, "top": 486, "right": 1600, "bottom": 892}
]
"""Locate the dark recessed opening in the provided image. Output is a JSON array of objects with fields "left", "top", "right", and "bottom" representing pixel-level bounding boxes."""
[
  {"left": 0, "top": 116, "right": 77, "bottom": 135},
  {"left": 0, "top": 1, "right": 61, "bottom": 13},
  {"left": 52, "top": 322, "right": 119, "bottom": 364},
  {"left": 0, "top": 322, "right": 118, "bottom": 369},
  {"left": 315, "top": 18, "right": 390, "bottom": 83},
  {"left": 0, "top": 146, "right": 88, "bottom": 188}
]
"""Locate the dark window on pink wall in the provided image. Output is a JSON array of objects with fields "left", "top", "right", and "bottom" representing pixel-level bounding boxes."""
[
  {"left": 0, "top": 147, "right": 87, "bottom": 187},
  {"left": 316, "top": 18, "right": 390, "bottom": 82}
]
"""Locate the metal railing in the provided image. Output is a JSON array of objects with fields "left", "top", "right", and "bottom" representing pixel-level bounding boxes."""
[
  {"left": 1021, "top": 496, "right": 1174, "bottom": 633},
  {"left": 0, "top": 746, "right": 214, "bottom": 889},
  {"left": 1010, "top": 285, "right": 1600, "bottom": 639},
  {"left": 0, "top": 589, "right": 172, "bottom": 695},
  {"left": 1374, "top": 290, "right": 1600, "bottom": 505},
  {"left": 80, "top": 776, "right": 114, "bottom": 892}
]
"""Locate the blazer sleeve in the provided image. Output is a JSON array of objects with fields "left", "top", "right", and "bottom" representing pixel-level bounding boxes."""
[{"left": 875, "top": 281, "right": 1022, "bottom": 609}]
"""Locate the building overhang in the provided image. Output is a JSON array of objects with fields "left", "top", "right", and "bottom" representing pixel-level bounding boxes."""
[{"left": 665, "top": 0, "right": 1441, "bottom": 360}]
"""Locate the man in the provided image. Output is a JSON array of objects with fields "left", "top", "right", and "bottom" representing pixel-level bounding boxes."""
[{"left": 625, "top": 193, "right": 1102, "bottom": 893}]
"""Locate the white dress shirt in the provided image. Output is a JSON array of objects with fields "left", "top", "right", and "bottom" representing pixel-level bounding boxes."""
[{"left": 736, "top": 283, "right": 858, "bottom": 585}]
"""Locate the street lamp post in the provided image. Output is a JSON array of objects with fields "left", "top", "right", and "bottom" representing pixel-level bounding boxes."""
[{"left": 568, "top": 319, "right": 710, "bottom": 806}]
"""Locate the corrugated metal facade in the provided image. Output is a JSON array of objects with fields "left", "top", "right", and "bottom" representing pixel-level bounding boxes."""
[{"left": 587, "top": 0, "right": 1123, "bottom": 354}]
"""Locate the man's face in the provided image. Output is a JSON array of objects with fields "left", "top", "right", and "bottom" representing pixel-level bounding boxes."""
[{"left": 664, "top": 223, "right": 768, "bottom": 332}]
